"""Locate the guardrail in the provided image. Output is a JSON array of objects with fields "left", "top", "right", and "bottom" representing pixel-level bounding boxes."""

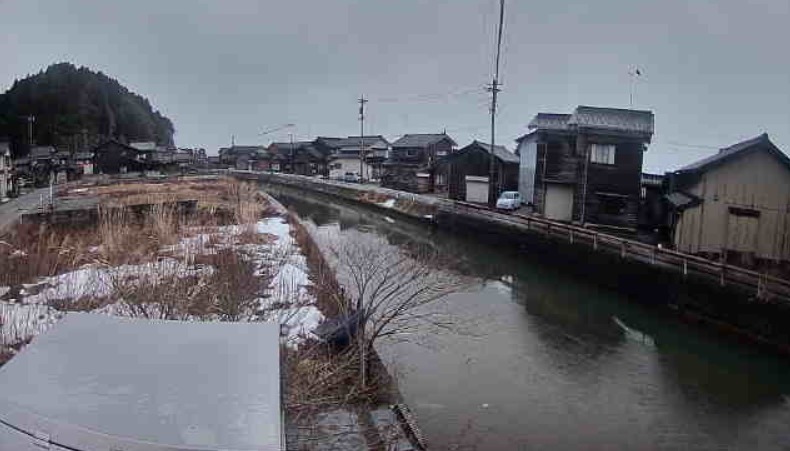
[{"left": 447, "top": 200, "right": 790, "bottom": 304}]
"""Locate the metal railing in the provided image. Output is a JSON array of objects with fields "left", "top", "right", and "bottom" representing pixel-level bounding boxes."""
[{"left": 448, "top": 200, "right": 790, "bottom": 303}]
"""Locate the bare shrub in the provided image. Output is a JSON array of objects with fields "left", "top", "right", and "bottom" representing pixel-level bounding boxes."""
[
  {"left": 205, "top": 249, "right": 262, "bottom": 321},
  {"left": 326, "top": 230, "right": 477, "bottom": 388},
  {"left": 108, "top": 260, "right": 209, "bottom": 320}
]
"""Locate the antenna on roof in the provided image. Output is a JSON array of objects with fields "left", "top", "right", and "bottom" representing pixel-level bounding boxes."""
[{"left": 628, "top": 67, "right": 642, "bottom": 108}]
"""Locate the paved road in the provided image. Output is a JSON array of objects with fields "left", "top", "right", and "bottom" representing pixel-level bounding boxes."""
[{"left": 0, "top": 188, "right": 51, "bottom": 233}]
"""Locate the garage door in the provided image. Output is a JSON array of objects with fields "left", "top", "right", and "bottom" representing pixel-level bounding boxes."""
[
  {"left": 465, "top": 176, "right": 489, "bottom": 204},
  {"left": 544, "top": 184, "right": 574, "bottom": 221}
]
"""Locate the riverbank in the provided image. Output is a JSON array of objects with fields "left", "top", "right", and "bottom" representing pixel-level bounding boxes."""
[
  {"left": 267, "top": 183, "right": 790, "bottom": 450},
  {"left": 236, "top": 171, "right": 790, "bottom": 356}
]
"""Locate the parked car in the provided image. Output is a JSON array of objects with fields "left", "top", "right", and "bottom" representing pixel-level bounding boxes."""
[
  {"left": 343, "top": 172, "right": 361, "bottom": 183},
  {"left": 496, "top": 191, "right": 522, "bottom": 210}
]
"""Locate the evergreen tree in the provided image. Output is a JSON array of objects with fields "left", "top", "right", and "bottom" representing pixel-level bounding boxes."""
[{"left": 0, "top": 62, "right": 175, "bottom": 156}]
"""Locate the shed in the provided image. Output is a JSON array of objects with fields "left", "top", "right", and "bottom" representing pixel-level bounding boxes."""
[
  {"left": 441, "top": 140, "right": 519, "bottom": 202},
  {"left": 667, "top": 133, "right": 790, "bottom": 266},
  {"left": 0, "top": 313, "right": 282, "bottom": 450}
]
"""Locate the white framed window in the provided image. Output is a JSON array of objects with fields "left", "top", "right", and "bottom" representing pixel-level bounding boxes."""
[{"left": 590, "top": 144, "right": 616, "bottom": 165}]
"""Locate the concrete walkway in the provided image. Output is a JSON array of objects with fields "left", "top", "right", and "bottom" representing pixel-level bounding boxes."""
[{"left": 0, "top": 188, "right": 51, "bottom": 233}]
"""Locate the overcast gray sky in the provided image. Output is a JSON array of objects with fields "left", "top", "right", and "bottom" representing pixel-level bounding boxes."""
[{"left": 2, "top": 0, "right": 789, "bottom": 172}]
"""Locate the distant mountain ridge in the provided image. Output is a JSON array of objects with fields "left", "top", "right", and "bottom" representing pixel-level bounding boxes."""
[{"left": 0, "top": 62, "right": 174, "bottom": 156}]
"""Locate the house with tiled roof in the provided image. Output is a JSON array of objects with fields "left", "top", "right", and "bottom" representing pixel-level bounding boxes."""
[
  {"left": 666, "top": 133, "right": 790, "bottom": 266},
  {"left": 267, "top": 141, "right": 328, "bottom": 176},
  {"left": 316, "top": 136, "right": 390, "bottom": 180},
  {"left": 516, "top": 106, "right": 654, "bottom": 230},
  {"left": 383, "top": 133, "right": 457, "bottom": 193},
  {"left": 439, "top": 140, "right": 519, "bottom": 202}
]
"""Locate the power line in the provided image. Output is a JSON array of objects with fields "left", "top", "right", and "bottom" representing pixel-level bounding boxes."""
[
  {"left": 358, "top": 96, "right": 368, "bottom": 179},
  {"left": 374, "top": 86, "right": 485, "bottom": 104}
]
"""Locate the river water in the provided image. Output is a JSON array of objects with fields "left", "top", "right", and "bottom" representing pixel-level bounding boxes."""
[{"left": 270, "top": 187, "right": 790, "bottom": 450}]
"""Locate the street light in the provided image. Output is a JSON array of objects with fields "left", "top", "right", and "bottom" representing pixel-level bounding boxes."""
[{"left": 259, "top": 123, "right": 295, "bottom": 136}]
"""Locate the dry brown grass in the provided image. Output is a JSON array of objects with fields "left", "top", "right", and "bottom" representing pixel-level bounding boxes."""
[{"left": 0, "top": 223, "right": 98, "bottom": 288}]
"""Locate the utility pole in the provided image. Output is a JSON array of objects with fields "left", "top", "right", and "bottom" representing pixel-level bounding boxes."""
[
  {"left": 289, "top": 132, "right": 295, "bottom": 174},
  {"left": 359, "top": 96, "right": 367, "bottom": 181},
  {"left": 27, "top": 115, "right": 35, "bottom": 150},
  {"left": 487, "top": 0, "right": 505, "bottom": 208}
]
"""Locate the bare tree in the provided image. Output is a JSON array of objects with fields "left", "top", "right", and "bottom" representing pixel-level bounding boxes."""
[{"left": 326, "top": 230, "right": 476, "bottom": 389}]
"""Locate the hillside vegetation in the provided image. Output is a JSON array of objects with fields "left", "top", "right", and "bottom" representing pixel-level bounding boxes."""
[{"left": 0, "top": 62, "right": 174, "bottom": 155}]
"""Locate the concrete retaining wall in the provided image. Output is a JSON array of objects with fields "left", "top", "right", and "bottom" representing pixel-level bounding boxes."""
[{"left": 232, "top": 170, "right": 790, "bottom": 355}]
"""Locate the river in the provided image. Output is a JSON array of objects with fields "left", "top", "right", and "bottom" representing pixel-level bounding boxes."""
[{"left": 269, "top": 186, "right": 790, "bottom": 450}]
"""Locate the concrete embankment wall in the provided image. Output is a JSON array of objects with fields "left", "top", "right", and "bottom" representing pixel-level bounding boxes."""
[{"left": 236, "top": 171, "right": 790, "bottom": 355}]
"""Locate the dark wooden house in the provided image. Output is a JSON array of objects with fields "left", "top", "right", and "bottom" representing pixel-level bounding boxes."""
[
  {"left": 516, "top": 106, "right": 654, "bottom": 230},
  {"left": 441, "top": 140, "right": 519, "bottom": 202},
  {"left": 267, "top": 141, "right": 328, "bottom": 176},
  {"left": 218, "top": 145, "right": 267, "bottom": 170},
  {"left": 382, "top": 133, "right": 457, "bottom": 193},
  {"left": 93, "top": 140, "right": 153, "bottom": 174}
]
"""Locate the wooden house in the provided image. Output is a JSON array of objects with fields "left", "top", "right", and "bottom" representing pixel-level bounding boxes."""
[
  {"left": 267, "top": 141, "right": 327, "bottom": 176},
  {"left": 93, "top": 140, "right": 153, "bottom": 174},
  {"left": 667, "top": 133, "right": 790, "bottom": 266},
  {"left": 441, "top": 140, "right": 519, "bottom": 202},
  {"left": 382, "top": 133, "right": 457, "bottom": 193},
  {"left": 516, "top": 106, "right": 654, "bottom": 230},
  {"left": 316, "top": 136, "right": 390, "bottom": 180},
  {"left": 218, "top": 145, "right": 267, "bottom": 169}
]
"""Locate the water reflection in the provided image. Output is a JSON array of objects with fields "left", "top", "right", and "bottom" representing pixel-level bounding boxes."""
[{"left": 268, "top": 185, "right": 790, "bottom": 450}]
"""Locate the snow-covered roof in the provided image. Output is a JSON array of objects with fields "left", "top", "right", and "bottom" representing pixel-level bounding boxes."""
[{"left": 0, "top": 313, "right": 282, "bottom": 450}]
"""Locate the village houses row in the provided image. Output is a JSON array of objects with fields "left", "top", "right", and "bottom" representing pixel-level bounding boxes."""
[
  {"left": 1, "top": 105, "right": 788, "bottom": 268},
  {"left": 217, "top": 106, "right": 790, "bottom": 268}
]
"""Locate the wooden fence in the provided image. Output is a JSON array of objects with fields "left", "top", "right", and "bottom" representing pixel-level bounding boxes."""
[{"left": 446, "top": 201, "right": 790, "bottom": 304}]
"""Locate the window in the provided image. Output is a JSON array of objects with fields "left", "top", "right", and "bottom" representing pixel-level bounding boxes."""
[
  {"left": 406, "top": 149, "right": 417, "bottom": 157},
  {"left": 598, "top": 193, "right": 627, "bottom": 215},
  {"left": 590, "top": 144, "right": 615, "bottom": 165}
]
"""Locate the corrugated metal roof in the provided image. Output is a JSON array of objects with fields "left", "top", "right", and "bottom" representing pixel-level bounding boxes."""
[
  {"left": 392, "top": 133, "right": 457, "bottom": 148},
  {"left": 320, "top": 136, "right": 389, "bottom": 149},
  {"left": 472, "top": 141, "right": 519, "bottom": 163},
  {"left": 0, "top": 313, "right": 281, "bottom": 451},
  {"left": 569, "top": 106, "right": 654, "bottom": 135},
  {"left": 525, "top": 106, "right": 654, "bottom": 137},
  {"left": 528, "top": 113, "right": 571, "bottom": 131},
  {"left": 675, "top": 133, "right": 790, "bottom": 173}
]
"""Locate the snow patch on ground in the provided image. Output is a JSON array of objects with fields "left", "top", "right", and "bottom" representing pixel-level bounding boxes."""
[
  {"left": 2, "top": 215, "right": 323, "bottom": 352},
  {"left": 1, "top": 302, "right": 63, "bottom": 347},
  {"left": 20, "top": 259, "right": 212, "bottom": 305}
]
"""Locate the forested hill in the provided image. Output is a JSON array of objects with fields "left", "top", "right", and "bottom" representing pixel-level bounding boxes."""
[{"left": 0, "top": 63, "right": 174, "bottom": 156}]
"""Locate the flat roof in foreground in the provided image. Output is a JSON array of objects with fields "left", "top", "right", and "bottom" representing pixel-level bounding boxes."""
[{"left": 0, "top": 313, "right": 281, "bottom": 451}]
